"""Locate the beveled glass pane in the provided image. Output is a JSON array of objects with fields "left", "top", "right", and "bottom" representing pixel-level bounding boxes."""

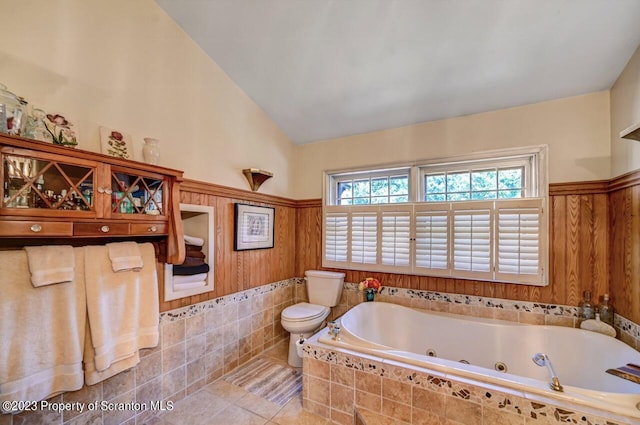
[
  {"left": 353, "top": 197, "right": 370, "bottom": 205},
  {"left": 426, "top": 193, "right": 446, "bottom": 202},
  {"left": 390, "top": 195, "right": 408, "bottom": 203},
  {"left": 498, "top": 189, "right": 522, "bottom": 199},
  {"left": 426, "top": 173, "right": 446, "bottom": 194},
  {"left": 353, "top": 180, "right": 370, "bottom": 198},
  {"left": 338, "top": 181, "right": 352, "bottom": 200},
  {"left": 447, "top": 192, "right": 470, "bottom": 201},
  {"left": 472, "top": 191, "right": 497, "bottom": 200},
  {"left": 498, "top": 168, "right": 523, "bottom": 190},
  {"left": 447, "top": 172, "right": 470, "bottom": 192},
  {"left": 472, "top": 170, "right": 497, "bottom": 191},
  {"left": 389, "top": 176, "right": 408, "bottom": 195},
  {"left": 371, "top": 178, "right": 388, "bottom": 196}
]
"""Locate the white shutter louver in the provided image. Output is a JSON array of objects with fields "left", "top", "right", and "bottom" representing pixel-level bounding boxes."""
[
  {"left": 351, "top": 212, "right": 377, "bottom": 264},
  {"left": 324, "top": 212, "right": 348, "bottom": 263},
  {"left": 415, "top": 208, "right": 449, "bottom": 272},
  {"left": 453, "top": 203, "right": 492, "bottom": 278},
  {"left": 495, "top": 199, "right": 544, "bottom": 284},
  {"left": 381, "top": 210, "right": 411, "bottom": 267}
]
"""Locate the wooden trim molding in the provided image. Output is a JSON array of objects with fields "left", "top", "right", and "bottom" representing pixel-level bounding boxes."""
[
  {"left": 608, "top": 168, "right": 640, "bottom": 192},
  {"left": 548, "top": 180, "right": 609, "bottom": 196},
  {"left": 181, "top": 179, "right": 298, "bottom": 207}
]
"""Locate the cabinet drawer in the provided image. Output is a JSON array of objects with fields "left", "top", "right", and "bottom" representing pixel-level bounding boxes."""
[
  {"left": 74, "top": 222, "right": 130, "bottom": 236},
  {"left": 0, "top": 220, "right": 73, "bottom": 237},
  {"left": 131, "top": 222, "right": 167, "bottom": 235}
]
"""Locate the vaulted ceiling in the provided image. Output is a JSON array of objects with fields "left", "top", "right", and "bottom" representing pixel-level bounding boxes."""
[{"left": 156, "top": 0, "right": 640, "bottom": 144}]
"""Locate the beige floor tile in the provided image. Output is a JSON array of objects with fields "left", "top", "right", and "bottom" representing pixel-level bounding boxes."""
[
  {"left": 272, "top": 394, "right": 329, "bottom": 425},
  {"left": 211, "top": 404, "right": 268, "bottom": 425},
  {"left": 263, "top": 340, "right": 289, "bottom": 363},
  {"left": 235, "top": 391, "right": 283, "bottom": 419},
  {"left": 204, "top": 379, "right": 250, "bottom": 402},
  {"left": 160, "top": 391, "right": 230, "bottom": 425}
]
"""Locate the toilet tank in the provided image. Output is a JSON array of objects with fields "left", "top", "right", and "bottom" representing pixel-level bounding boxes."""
[{"left": 305, "top": 270, "right": 345, "bottom": 307}]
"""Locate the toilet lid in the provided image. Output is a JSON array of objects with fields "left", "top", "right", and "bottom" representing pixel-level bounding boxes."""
[{"left": 282, "top": 303, "right": 329, "bottom": 322}]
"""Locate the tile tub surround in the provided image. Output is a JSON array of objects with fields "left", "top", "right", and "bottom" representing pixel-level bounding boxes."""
[
  {"left": 295, "top": 279, "right": 640, "bottom": 351},
  {"left": 302, "top": 340, "right": 638, "bottom": 425},
  {"left": 1, "top": 278, "right": 297, "bottom": 425}
]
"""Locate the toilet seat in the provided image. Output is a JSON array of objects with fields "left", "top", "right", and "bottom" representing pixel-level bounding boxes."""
[{"left": 281, "top": 303, "right": 329, "bottom": 322}]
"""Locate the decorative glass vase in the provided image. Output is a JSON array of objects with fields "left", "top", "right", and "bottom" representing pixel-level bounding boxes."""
[
  {"left": 143, "top": 138, "right": 160, "bottom": 165},
  {"left": 365, "top": 288, "right": 375, "bottom": 302}
]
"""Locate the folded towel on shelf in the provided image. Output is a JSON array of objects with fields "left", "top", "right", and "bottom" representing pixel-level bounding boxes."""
[
  {"left": 84, "top": 243, "right": 159, "bottom": 382},
  {"left": 183, "top": 234, "right": 204, "bottom": 247},
  {"left": 185, "top": 246, "right": 205, "bottom": 257},
  {"left": 173, "top": 280, "right": 207, "bottom": 291},
  {"left": 24, "top": 245, "right": 74, "bottom": 287},
  {"left": 106, "top": 241, "right": 143, "bottom": 272},
  {"left": 181, "top": 256, "right": 205, "bottom": 266},
  {"left": 172, "top": 263, "right": 210, "bottom": 276},
  {"left": 0, "top": 248, "right": 85, "bottom": 413},
  {"left": 173, "top": 273, "right": 208, "bottom": 285}
]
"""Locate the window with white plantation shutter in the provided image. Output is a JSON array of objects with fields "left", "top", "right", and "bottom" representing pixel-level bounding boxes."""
[
  {"left": 322, "top": 146, "right": 548, "bottom": 285},
  {"left": 323, "top": 209, "right": 348, "bottom": 267},
  {"left": 452, "top": 202, "right": 493, "bottom": 279},
  {"left": 414, "top": 206, "right": 449, "bottom": 274},
  {"left": 381, "top": 207, "right": 412, "bottom": 269},
  {"left": 351, "top": 210, "right": 378, "bottom": 265},
  {"left": 495, "top": 199, "right": 545, "bottom": 284}
]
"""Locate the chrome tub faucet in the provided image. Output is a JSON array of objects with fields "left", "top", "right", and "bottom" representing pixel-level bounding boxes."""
[
  {"left": 532, "top": 352, "right": 564, "bottom": 392},
  {"left": 328, "top": 321, "right": 341, "bottom": 341}
]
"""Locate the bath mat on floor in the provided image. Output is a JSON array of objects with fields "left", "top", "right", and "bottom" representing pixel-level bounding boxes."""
[{"left": 224, "top": 357, "right": 302, "bottom": 405}]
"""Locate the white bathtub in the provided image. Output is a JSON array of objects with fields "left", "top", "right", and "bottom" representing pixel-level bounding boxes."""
[{"left": 317, "top": 301, "right": 640, "bottom": 420}]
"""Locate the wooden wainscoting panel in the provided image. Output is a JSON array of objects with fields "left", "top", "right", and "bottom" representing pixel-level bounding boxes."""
[
  {"left": 158, "top": 189, "right": 296, "bottom": 312},
  {"left": 293, "top": 192, "right": 611, "bottom": 307}
]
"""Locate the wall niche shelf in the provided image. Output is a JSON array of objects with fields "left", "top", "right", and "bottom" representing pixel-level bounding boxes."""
[
  {"left": 620, "top": 122, "right": 640, "bottom": 141},
  {"left": 164, "top": 203, "right": 214, "bottom": 302}
]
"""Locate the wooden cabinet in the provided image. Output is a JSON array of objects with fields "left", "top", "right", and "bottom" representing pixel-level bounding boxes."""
[{"left": 0, "top": 134, "right": 185, "bottom": 264}]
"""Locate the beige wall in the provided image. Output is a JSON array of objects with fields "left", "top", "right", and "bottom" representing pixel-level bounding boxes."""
[
  {"left": 611, "top": 45, "right": 640, "bottom": 177},
  {"left": 0, "top": 0, "right": 295, "bottom": 197},
  {"left": 293, "top": 92, "right": 610, "bottom": 199}
]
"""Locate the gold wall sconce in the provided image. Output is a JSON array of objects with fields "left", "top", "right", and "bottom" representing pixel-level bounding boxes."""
[{"left": 242, "top": 168, "right": 273, "bottom": 192}]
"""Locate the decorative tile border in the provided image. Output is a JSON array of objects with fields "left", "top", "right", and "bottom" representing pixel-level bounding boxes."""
[
  {"left": 161, "top": 277, "right": 298, "bottom": 322},
  {"left": 302, "top": 340, "right": 637, "bottom": 425}
]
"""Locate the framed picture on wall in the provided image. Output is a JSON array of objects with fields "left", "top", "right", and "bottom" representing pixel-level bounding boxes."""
[{"left": 234, "top": 203, "right": 275, "bottom": 251}]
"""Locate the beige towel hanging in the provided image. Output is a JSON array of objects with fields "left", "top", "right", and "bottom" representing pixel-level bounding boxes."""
[
  {"left": 0, "top": 249, "right": 85, "bottom": 413},
  {"left": 24, "top": 245, "right": 74, "bottom": 287},
  {"left": 83, "top": 243, "right": 159, "bottom": 384}
]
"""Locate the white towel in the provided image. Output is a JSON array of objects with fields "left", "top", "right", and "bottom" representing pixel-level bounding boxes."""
[
  {"left": 24, "top": 245, "right": 74, "bottom": 287},
  {"left": 84, "top": 243, "right": 159, "bottom": 382},
  {"left": 106, "top": 241, "right": 143, "bottom": 272},
  {"left": 0, "top": 249, "right": 85, "bottom": 413},
  {"left": 172, "top": 273, "right": 208, "bottom": 285},
  {"left": 183, "top": 234, "right": 204, "bottom": 247},
  {"left": 174, "top": 280, "right": 207, "bottom": 291}
]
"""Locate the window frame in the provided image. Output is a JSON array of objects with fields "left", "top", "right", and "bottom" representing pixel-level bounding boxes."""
[{"left": 322, "top": 146, "right": 548, "bottom": 286}]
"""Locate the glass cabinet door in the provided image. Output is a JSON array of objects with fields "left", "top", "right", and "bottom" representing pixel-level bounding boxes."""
[
  {"left": 2, "top": 153, "right": 94, "bottom": 212},
  {"left": 110, "top": 170, "right": 164, "bottom": 216}
]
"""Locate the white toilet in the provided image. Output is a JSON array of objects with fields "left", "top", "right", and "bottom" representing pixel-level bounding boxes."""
[{"left": 281, "top": 270, "right": 345, "bottom": 367}]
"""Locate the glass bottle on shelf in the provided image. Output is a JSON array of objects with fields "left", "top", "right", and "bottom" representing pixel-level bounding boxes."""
[
  {"left": 598, "top": 294, "right": 614, "bottom": 327},
  {"left": 0, "top": 83, "right": 26, "bottom": 136},
  {"left": 578, "top": 290, "right": 595, "bottom": 324}
]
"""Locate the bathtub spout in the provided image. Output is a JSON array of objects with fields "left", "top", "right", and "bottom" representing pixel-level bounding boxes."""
[
  {"left": 327, "top": 321, "right": 341, "bottom": 341},
  {"left": 532, "top": 353, "right": 564, "bottom": 392}
]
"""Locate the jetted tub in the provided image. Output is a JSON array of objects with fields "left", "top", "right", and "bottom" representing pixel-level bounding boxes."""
[{"left": 317, "top": 301, "right": 640, "bottom": 420}]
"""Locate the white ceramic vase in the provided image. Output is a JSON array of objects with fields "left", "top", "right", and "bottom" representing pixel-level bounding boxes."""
[{"left": 142, "top": 138, "right": 160, "bottom": 165}]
